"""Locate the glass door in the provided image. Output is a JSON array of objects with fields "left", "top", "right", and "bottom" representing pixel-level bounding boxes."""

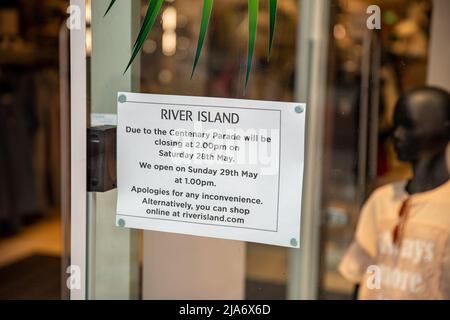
[
  {"left": 70, "top": 0, "right": 141, "bottom": 300},
  {"left": 69, "top": 0, "right": 331, "bottom": 300},
  {"left": 317, "top": 0, "right": 438, "bottom": 299}
]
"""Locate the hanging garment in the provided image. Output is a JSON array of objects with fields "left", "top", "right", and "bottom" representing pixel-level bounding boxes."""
[
  {"left": 33, "top": 68, "right": 61, "bottom": 208},
  {"left": 0, "top": 69, "right": 41, "bottom": 235}
]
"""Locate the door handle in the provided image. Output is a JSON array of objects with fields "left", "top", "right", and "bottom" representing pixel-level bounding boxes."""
[{"left": 87, "top": 126, "right": 117, "bottom": 192}]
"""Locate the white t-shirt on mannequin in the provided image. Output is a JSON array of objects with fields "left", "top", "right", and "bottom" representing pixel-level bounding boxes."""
[{"left": 339, "top": 179, "right": 450, "bottom": 300}]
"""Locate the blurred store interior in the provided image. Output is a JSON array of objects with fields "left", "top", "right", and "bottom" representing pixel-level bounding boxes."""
[
  {"left": 0, "top": 0, "right": 448, "bottom": 299},
  {"left": 0, "top": 0, "right": 67, "bottom": 299}
]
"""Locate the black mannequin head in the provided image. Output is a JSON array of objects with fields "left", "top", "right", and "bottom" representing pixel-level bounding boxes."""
[{"left": 393, "top": 86, "right": 450, "bottom": 163}]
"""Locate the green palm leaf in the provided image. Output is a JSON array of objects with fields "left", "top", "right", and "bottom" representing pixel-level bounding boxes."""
[
  {"left": 104, "top": 0, "right": 271, "bottom": 90},
  {"left": 191, "top": 0, "right": 214, "bottom": 78},
  {"left": 124, "top": 0, "right": 164, "bottom": 74},
  {"left": 104, "top": 0, "right": 117, "bottom": 17},
  {"left": 268, "top": 0, "right": 277, "bottom": 60},
  {"left": 246, "top": 0, "right": 259, "bottom": 89}
]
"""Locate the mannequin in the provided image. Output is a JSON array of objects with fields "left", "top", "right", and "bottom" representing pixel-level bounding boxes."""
[
  {"left": 339, "top": 86, "right": 450, "bottom": 300},
  {"left": 393, "top": 86, "right": 450, "bottom": 194}
]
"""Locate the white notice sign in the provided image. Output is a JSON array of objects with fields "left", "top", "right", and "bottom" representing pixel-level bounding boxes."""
[{"left": 116, "top": 92, "right": 305, "bottom": 248}]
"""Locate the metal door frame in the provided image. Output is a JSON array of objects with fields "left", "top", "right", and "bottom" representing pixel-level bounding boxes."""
[{"left": 69, "top": 0, "right": 87, "bottom": 300}]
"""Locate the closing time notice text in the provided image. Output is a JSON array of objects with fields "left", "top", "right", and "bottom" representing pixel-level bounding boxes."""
[{"left": 116, "top": 93, "right": 306, "bottom": 248}]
